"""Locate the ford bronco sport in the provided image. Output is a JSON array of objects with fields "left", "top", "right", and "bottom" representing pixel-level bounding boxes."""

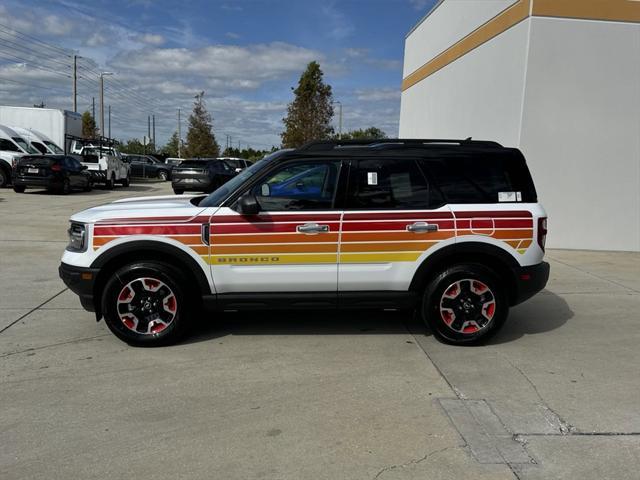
[{"left": 59, "top": 139, "right": 549, "bottom": 347}]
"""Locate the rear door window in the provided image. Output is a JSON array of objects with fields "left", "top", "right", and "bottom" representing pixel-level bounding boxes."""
[
  {"left": 346, "top": 158, "right": 439, "bottom": 210},
  {"left": 0, "top": 139, "right": 20, "bottom": 152}
]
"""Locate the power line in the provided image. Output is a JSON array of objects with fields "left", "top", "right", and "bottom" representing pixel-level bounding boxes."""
[
  {"left": 0, "top": 52, "right": 71, "bottom": 78},
  {"left": 0, "top": 35, "right": 72, "bottom": 69},
  {"left": 0, "top": 22, "right": 72, "bottom": 57},
  {"left": 0, "top": 76, "right": 69, "bottom": 93}
]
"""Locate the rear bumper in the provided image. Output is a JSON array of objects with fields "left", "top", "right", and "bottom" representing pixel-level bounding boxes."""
[
  {"left": 13, "top": 175, "right": 59, "bottom": 188},
  {"left": 512, "top": 261, "right": 550, "bottom": 306},
  {"left": 59, "top": 262, "right": 99, "bottom": 312},
  {"left": 171, "top": 177, "right": 213, "bottom": 191}
]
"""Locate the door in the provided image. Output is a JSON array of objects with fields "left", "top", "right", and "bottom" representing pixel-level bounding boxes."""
[
  {"left": 65, "top": 156, "right": 83, "bottom": 188},
  {"left": 338, "top": 157, "right": 454, "bottom": 291},
  {"left": 208, "top": 159, "right": 342, "bottom": 293}
]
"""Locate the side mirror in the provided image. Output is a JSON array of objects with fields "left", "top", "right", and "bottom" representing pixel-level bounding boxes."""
[{"left": 237, "top": 193, "right": 260, "bottom": 215}]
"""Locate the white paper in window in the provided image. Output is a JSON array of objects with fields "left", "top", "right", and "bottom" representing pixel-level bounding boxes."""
[{"left": 367, "top": 172, "right": 378, "bottom": 185}]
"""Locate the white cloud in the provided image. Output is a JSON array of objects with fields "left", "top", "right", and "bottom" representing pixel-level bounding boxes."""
[
  {"left": 137, "top": 33, "right": 165, "bottom": 46},
  {"left": 409, "top": 0, "right": 434, "bottom": 11},
  {"left": 355, "top": 88, "right": 401, "bottom": 102}
]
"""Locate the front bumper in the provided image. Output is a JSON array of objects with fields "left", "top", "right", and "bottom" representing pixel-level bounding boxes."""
[
  {"left": 512, "top": 261, "right": 550, "bottom": 305},
  {"left": 59, "top": 262, "right": 100, "bottom": 313}
]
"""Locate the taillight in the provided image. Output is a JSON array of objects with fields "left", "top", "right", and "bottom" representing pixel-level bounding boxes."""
[
  {"left": 51, "top": 163, "right": 62, "bottom": 172},
  {"left": 537, "top": 217, "right": 547, "bottom": 251}
]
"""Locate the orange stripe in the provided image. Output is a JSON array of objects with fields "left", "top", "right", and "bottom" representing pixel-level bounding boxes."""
[
  {"left": 190, "top": 245, "right": 209, "bottom": 255},
  {"left": 340, "top": 241, "right": 439, "bottom": 253},
  {"left": 211, "top": 243, "right": 338, "bottom": 254},
  {"left": 212, "top": 233, "right": 340, "bottom": 244}
]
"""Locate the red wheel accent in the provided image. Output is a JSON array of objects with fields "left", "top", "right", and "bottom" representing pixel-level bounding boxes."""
[
  {"left": 439, "top": 279, "right": 496, "bottom": 335},
  {"left": 116, "top": 277, "right": 177, "bottom": 335}
]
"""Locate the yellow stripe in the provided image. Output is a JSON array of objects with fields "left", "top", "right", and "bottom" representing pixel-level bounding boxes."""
[{"left": 339, "top": 252, "right": 422, "bottom": 263}]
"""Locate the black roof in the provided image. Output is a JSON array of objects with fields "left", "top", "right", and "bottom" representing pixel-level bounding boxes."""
[{"left": 297, "top": 138, "right": 502, "bottom": 152}]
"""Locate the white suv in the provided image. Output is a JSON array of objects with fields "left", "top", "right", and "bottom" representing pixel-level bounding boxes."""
[{"left": 60, "top": 139, "right": 549, "bottom": 347}]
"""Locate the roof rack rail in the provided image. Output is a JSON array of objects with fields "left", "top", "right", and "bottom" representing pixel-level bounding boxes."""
[{"left": 298, "top": 138, "right": 502, "bottom": 152}]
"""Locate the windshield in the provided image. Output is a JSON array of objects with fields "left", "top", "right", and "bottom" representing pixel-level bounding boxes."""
[
  {"left": 198, "top": 152, "right": 286, "bottom": 207},
  {"left": 12, "top": 137, "right": 38, "bottom": 154},
  {"left": 43, "top": 141, "right": 63, "bottom": 154}
]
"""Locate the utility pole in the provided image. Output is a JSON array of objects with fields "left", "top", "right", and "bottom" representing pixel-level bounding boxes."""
[
  {"left": 99, "top": 72, "right": 113, "bottom": 138},
  {"left": 108, "top": 105, "right": 111, "bottom": 139},
  {"left": 92, "top": 97, "right": 95, "bottom": 123},
  {"left": 147, "top": 115, "right": 151, "bottom": 147},
  {"left": 152, "top": 115, "right": 156, "bottom": 150},
  {"left": 177, "top": 108, "right": 181, "bottom": 158},
  {"left": 72, "top": 54, "right": 77, "bottom": 112}
]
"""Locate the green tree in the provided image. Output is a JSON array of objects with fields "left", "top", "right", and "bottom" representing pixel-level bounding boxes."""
[
  {"left": 222, "top": 146, "right": 277, "bottom": 161},
  {"left": 337, "top": 127, "right": 387, "bottom": 140},
  {"left": 184, "top": 91, "right": 220, "bottom": 158},
  {"left": 161, "top": 131, "right": 180, "bottom": 157},
  {"left": 281, "top": 61, "right": 334, "bottom": 148},
  {"left": 119, "top": 138, "right": 145, "bottom": 154},
  {"left": 81, "top": 111, "right": 98, "bottom": 138}
]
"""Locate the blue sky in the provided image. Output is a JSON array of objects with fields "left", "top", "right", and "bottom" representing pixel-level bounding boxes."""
[{"left": 0, "top": 0, "right": 437, "bottom": 148}]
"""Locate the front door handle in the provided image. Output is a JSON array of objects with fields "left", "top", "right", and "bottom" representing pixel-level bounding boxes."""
[
  {"left": 406, "top": 221, "right": 438, "bottom": 233},
  {"left": 297, "top": 223, "right": 330, "bottom": 234}
]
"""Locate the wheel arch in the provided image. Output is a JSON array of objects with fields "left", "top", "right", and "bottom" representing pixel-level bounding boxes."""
[
  {"left": 409, "top": 242, "right": 521, "bottom": 305},
  {"left": 90, "top": 240, "right": 211, "bottom": 318}
]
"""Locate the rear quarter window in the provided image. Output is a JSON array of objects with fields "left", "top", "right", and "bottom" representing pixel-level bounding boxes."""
[{"left": 423, "top": 150, "right": 537, "bottom": 204}]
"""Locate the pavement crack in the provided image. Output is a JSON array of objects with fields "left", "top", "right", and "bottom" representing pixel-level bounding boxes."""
[
  {"left": 373, "top": 445, "right": 460, "bottom": 479},
  {"left": 500, "top": 353, "right": 575, "bottom": 435},
  {"left": 0, "top": 288, "right": 68, "bottom": 335},
  {"left": 0, "top": 334, "right": 110, "bottom": 358}
]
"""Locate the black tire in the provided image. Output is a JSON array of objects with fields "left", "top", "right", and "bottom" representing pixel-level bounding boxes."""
[
  {"left": 158, "top": 170, "right": 168, "bottom": 181},
  {"left": 13, "top": 185, "right": 26, "bottom": 193},
  {"left": 0, "top": 168, "right": 8, "bottom": 188},
  {"left": 173, "top": 189, "right": 184, "bottom": 195},
  {"left": 122, "top": 174, "right": 130, "bottom": 187},
  {"left": 422, "top": 264, "right": 508, "bottom": 345},
  {"left": 60, "top": 178, "right": 71, "bottom": 195},
  {"left": 101, "top": 261, "right": 192, "bottom": 347},
  {"left": 105, "top": 173, "right": 115, "bottom": 190},
  {"left": 84, "top": 180, "right": 93, "bottom": 192}
]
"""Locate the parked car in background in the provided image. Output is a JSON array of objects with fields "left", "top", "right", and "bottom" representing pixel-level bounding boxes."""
[
  {"left": 13, "top": 155, "right": 92, "bottom": 194},
  {"left": 10, "top": 126, "right": 64, "bottom": 155},
  {"left": 0, "top": 124, "right": 39, "bottom": 187},
  {"left": 171, "top": 158, "right": 236, "bottom": 194},
  {"left": 71, "top": 139, "right": 130, "bottom": 189},
  {"left": 124, "top": 154, "right": 171, "bottom": 181},
  {"left": 164, "top": 157, "right": 183, "bottom": 167},
  {"left": 218, "top": 157, "right": 253, "bottom": 173}
]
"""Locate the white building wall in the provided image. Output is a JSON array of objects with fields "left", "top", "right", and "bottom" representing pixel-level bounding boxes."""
[
  {"left": 399, "top": 18, "right": 530, "bottom": 147},
  {"left": 519, "top": 18, "right": 640, "bottom": 251},
  {"left": 403, "top": 0, "right": 519, "bottom": 76}
]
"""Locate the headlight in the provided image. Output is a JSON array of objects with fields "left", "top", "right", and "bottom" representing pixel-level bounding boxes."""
[{"left": 67, "top": 222, "right": 87, "bottom": 252}]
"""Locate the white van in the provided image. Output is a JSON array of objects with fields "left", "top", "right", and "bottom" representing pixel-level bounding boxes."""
[
  {"left": 0, "top": 124, "right": 39, "bottom": 187},
  {"left": 10, "top": 127, "right": 64, "bottom": 155}
]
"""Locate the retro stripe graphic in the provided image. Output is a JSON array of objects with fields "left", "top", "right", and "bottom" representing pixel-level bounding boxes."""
[{"left": 91, "top": 211, "right": 534, "bottom": 264}]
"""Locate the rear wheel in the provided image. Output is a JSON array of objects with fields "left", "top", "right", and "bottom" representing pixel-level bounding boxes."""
[
  {"left": 422, "top": 264, "right": 508, "bottom": 345},
  {"left": 60, "top": 178, "right": 71, "bottom": 195},
  {"left": 105, "top": 173, "right": 115, "bottom": 189},
  {"left": 101, "top": 262, "right": 191, "bottom": 347},
  {"left": 0, "top": 168, "right": 8, "bottom": 187},
  {"left": 13, "top": 185, "right": 26, "bottom": 193},
  {"left": 122, "top": 173, "right": 130, "bottom": 187},
  {"left": 84, "top": 180, "right": 93, "bottom": 192}
]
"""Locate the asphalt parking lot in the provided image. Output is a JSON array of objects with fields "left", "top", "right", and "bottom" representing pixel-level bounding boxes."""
[{"left": 1, "top": 183, "right": 639, "bottom": 479}]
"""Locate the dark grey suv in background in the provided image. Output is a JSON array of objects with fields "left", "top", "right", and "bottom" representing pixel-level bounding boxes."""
[{"left": 171, "top": 158, "right": 236, "bottom": 194}]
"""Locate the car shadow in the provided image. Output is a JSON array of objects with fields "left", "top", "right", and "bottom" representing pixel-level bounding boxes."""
[
  {"left": 181, "top": 290, "right": 572, "bottom": 346},
  {"left": 17, "top": 185, "right": 157, "bottom": 196}
]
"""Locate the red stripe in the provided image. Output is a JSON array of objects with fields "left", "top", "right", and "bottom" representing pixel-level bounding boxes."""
[
  {"left": 213, "top": 214, "right": 341, "bottom": 223},
  {"left": 94, "top": 225, "right": 202, "bottom": 236},
  {"left": 343, "top": 212, "right": 453, "bottom": 221},
  {"left": 213, "top": 222, "right": 341, "bottom": 235},
  {"left": 453, "top": 210, "right": 532, "bottom": 218},
  {"left": 455, "top": 219, "right": 533, "bottom": 229},
  {"left": 341, "top": 220, "right": 455, "bottom": 232}
]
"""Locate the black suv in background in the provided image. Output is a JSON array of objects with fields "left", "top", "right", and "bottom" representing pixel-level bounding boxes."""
[
  {"left": 171, "top": 158, "right": 236, "bottom": 194},
  {"left": 13, "top": 155, "right": 92, "bottom": 194},
  {"left": 123, "top": 154, "right": 172, "bottom": 181}
]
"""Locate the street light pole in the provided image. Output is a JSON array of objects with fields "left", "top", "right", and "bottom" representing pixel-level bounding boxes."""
[
  {"left": 99, "top": 72, "right": 113, "bottom": 138},
  {"left": 333, "top": 101, "right": 343, "bottom": 139}
]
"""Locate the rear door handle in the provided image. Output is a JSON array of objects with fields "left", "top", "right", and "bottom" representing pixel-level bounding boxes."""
[
  {"left": 297, "top": 223, "right": 330, "bottom": 234},
  {"left": 406, "top": 222, "right": 438, "bottom": 233}
]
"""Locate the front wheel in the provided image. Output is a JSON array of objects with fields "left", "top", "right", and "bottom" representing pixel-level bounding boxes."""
[
  {"left": 122, "top": 174, "right": 130, "bottom": 187},
  {"left": 105, "top": 173, "right": 115, "bottom": 190},
  {"left": 173, "top": 189, "right": 184, "bottom": 195},
  {"left": 422, "top": 264, "right": 508, "bottom": 345},
  {"left": 0, "top": 168, "right": 8, "bottom": 188},
  {"left": 13, "top": 185, "right": 26, "bottom": 193},
  {"left": 101, "top": 262, "right": 191, "bottom": 347},
  {"left": 158, "top": 170, "right": 168, "bottom": 181}
]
